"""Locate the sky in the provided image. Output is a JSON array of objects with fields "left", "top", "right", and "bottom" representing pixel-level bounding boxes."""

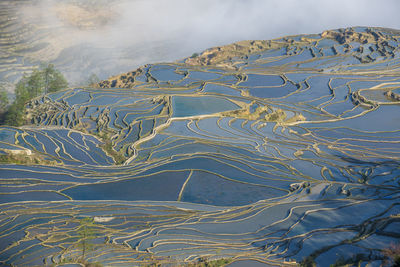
[{"left": 14, "top": 0, "right": 400, "bottom": 83}]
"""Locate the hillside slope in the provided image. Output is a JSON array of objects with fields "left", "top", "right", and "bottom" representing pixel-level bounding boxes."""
[{"left": 0, "top": 27, "right": 400, "bottom": 266}]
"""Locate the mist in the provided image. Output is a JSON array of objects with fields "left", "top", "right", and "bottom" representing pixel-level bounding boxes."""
[
  {"left": 11, "top": 0, "right": 400, "bottom": 85},
  {"left": 113, "top": 0, "right": 400, "bottom": 48}
]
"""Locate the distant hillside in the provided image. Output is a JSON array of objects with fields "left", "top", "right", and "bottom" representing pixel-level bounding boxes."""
[
  {"left": 98, "top": 26, "right": 400, "bottom": 89},
  {"left": 0, "top": 0, "right": 198, "bottom": 88}
]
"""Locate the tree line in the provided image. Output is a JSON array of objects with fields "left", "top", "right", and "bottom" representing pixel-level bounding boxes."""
[{"left": 0, "top": 64, "right": 68, "bottom": 126}]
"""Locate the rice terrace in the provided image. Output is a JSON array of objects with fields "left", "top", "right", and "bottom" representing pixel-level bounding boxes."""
[{"left": 0, "top": 1, "right": 399, "bottom": 266}]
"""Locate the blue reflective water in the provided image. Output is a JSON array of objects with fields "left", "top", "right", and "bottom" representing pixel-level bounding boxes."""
[{"left": 172, "top": 96, "right": 239, "bottom": 117}]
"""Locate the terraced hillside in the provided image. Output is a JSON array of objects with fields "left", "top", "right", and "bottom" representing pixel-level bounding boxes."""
[
  {"left": 1, "top": 27, "right": 400, "bottom": 266},
  {"left": 0, "top": 0, "right": 190, "bottom": 89}
]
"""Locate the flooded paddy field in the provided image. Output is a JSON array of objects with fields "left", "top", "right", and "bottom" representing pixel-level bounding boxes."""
[{"left": 1, "top": 27, "right": 400, "bottom": 266}]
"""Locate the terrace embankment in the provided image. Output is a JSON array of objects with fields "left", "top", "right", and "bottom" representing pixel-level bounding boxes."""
[
  {"left": 97, "top": 69, "right": 143, "bottom": 88},
  {"left": 221, "top": 101, "right": 305, "bottom": 124},
  {"left": 322, "top": 27, "right": 399, "bottom": 63},
  {"left": 385, "top": 90, "right": 400, "bottom": 101},
  {"left": 184, "top": 40, "right": 283, "bottom": 67},
  {"left": 0, "top": 148, "right": 59, "bottom": 165},
  {"left": 97, "top": 27, "right": 400, "bottom": 90},
  {"left": 3, "top": 26, "right": 400, "bottom": 266}
]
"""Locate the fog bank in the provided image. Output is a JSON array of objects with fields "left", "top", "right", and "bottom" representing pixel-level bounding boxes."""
[{"left": 12, "top": 0, "right": 400, "bottom": 84}]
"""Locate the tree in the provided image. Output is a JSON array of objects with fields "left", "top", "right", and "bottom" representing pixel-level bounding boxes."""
[
  {"left": 86, "top": 73, "right": 100, "bottom": 86},
  {"left": 77, "top": 217, "right": 96, "bottom": 260},
  {"left": 0, "top": 87, "right": 8, "bottom": 113},
  {"left": 0, "top": 87, "right": 9, "bottom": 124},
  {"left": 4, "top": 74, "right": 38, "bottom": 126},
  {"left": 41, "top": 63, "right": 68, "bottom": 94},
  {"left": 13, "top": 64, "right": 67, "bottom": 100},
  {"left": 27, "top": 69, "right": 45, "bottom": 97},
  {"left": 4, "top": 103, "right": 23, "bottom": 126},
  {"left": 15, "top": 74, "right": 34, "bottom": 104},
  {"left": 2, "top": 63, "right": 68, "bottom": 126}
]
